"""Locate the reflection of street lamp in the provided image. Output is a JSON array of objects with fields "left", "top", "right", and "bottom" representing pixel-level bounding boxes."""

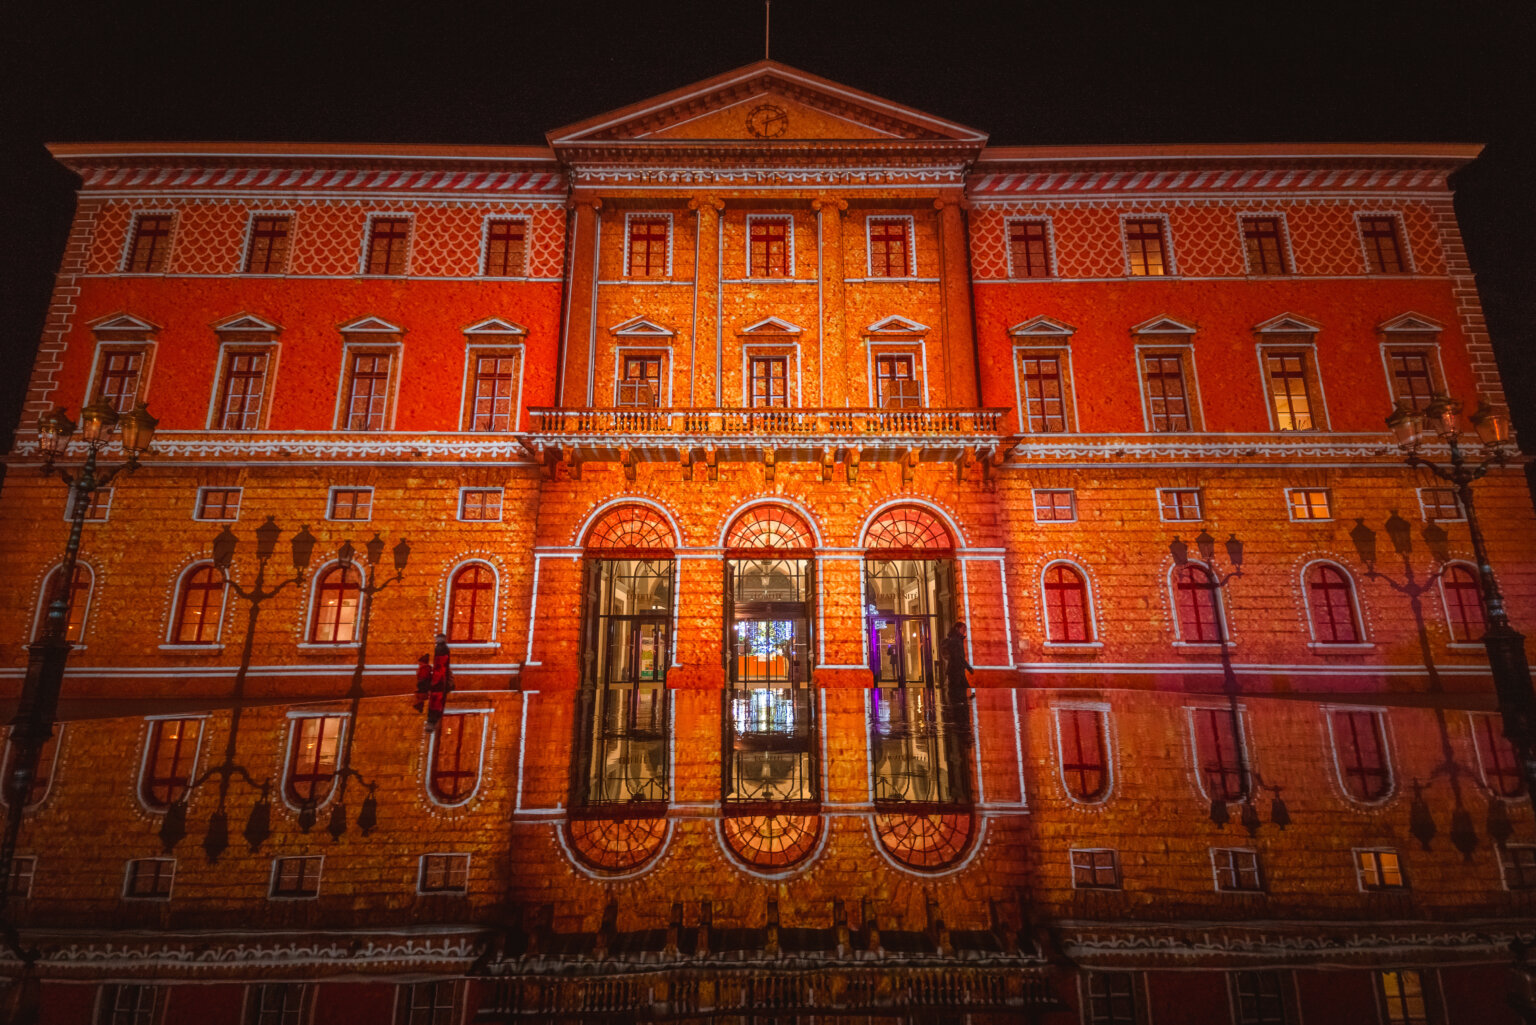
[
  {"left": 1386, "top": 395, "right": 1534, "bottom": 799},
  {"left": 2, "top": 401, "right": 159, "bottom": 923}
]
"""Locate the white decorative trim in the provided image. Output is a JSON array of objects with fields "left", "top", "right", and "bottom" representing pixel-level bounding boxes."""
[
  {"left": 1253, "top": 311, "right": 1321, "bottom": 335},
  {"left": 89, "top": 312, "right": 161, "bottom": 334},
  {"left": 740, "top": 315, "right": 804, "bottom": 335},
  {"left": 1378, "top": 311, "right": 1444, "bottom": 333},
  {"left": 1008, "top": 314, "right": 1075, "bottom": 337},
  {"left": 1130, "top": 314, "right": 1197, "bottom": 335},
  {"left": 463, "top": 316, "right": 528, "bottom": 336},
  {"left": 865, "top": 314, "right": 929, "bottom": 334},
  {"left": 609, "top": 315, "right": 676, "bottom": 337}
]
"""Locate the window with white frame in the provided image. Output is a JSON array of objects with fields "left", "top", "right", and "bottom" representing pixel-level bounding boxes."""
[
  {"left": 123, "top": 857, "right": 175, "bottom": 900},
  {"left": 482, "top": 218, "right": 527, "bottom": 277},
  {"left": 1123, "top": 217, "right": 1171, "bottom": 276},
  {"left": 1070, "top": 848, "right": 1120, "bottom": 889},
  {"left": 195, "top": 487, "right": 242, "bottom": 521},
  {"left": 1358, "top": 214, "right": 1409, "bottom": 275},
  {"left": 70, "top": 485, "right": 112, "bottom": 522},
  {"left": 873, "top": 353, "right": 921, "bottom": 408},
  {"left": 328, "top": 487, "right": 373, "bottom": 521},
  {"left": 1212, "top": 847, "right": 1263, "bottom": 892},
  {"left": 419, "top": 853, "right": 471, "bottom": 894},
  {"left": 1287, "top": 488, "right": 1331, "bottom": 521},
  {"left": 340, "top": 349, "right": 397, "bottom": 431},
  {"left": 270, "top": 855, "right": 323, "bottom": 898},
  {"left": 363, "top": 216, "right": 410, "bottom": 275},
  {"left": 458, "top": 488, "right": 503, "bottom": 522},
  {"left": 617, "top": 354, "right": 663, "bottom": 407},
  {"left": 626, "top": 215, "right": 670, "bottom": 278},
  {"left": 1158, "top": 488, "right": 1203, "bottom": 521},
  {"left": 747, "top": 215, "right": 792, "bottom": 277},
  {"left": 867, "top": 217, "right": 913, "bottom": 277},
  {"left": 1418, "top": 487, "right": 1462, "bottom": 522},
  {"left": 1083, "top": 971, "right": 1137, "bottom": 1025},
  {"left": 1230, "top": 971, "right": 1289, "bottom": 1025},
  {"left": 1355, "top": 848, "right": 1406, "bottom": 890},
  {"left": 8, "top": 855, "right": 35, "bottom": 899},
  {"left": 244, "top": 214, "right": 292, "bottom": 275},
  {"left": 1033, "top": 489, "right": 1076, "bottom": 523},
  {"left": 125, "top": 214, "right": 174, "bottom": 273},
  {"left": 1006, "top": 218, "right": 1053, "bottom": 278},
  {"left": 92, "top": 346, "right": 150, "bottom": 414},
  {"left": 1016, "top": 353, "right": 1069, "bottom": 432}
]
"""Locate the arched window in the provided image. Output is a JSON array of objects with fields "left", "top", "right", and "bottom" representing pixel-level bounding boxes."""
[
  {"left": 141, "top": 718, "right": 202, "bottom": 809},
  {"left": 1173, "top": 565, "right": 1222, "bottom": 642},
  {"left": 1442, "top": 565, "right": 1487, "bottom": 642},
  {"left": 446, "top": 564, "right": 496, "bottom": 643},
  {"left": 1043, "top": 564, "right": 1093, "bottom": 643},
  {"left": 1471, "top": 712, "right": 1524, "bottom": 798},
  {"left": 310, "top": 565, "right": 362, "bottom": 643},
  {"left": 1057, "top": 707, "right": 1109, "bottom": 801},
  {"left": 171, "top": 564, "right": 226, "bottom": 644},
  {"left": 863, "top": 506, "right": 952, "bottom": 552},
  {"left": 36, "top": 565, "right": 91, "bottom": 643},
  {"left": 285, "top": 715, "right": 344, "bottom": 805},
  {"left": 724, "top": 504, "right": 814, "bottom": 550},
  {"left": 1308, "top": 564, "right": 1361, "bottom": 643},
  {"left": 428, "top": 711, "right": 485, "bottom": 804},
  {"left": 1330, "top": 709, "right": 1391, "bottom": 802},
  {"left": 1, "top": 726, "right": 62, "bottom": 808},
  {"left": 584, "top": 504, "right": 675, "bottom": 551},
  {"left": 1191, "top": 707, "right": 1248, "bottom": 801}
]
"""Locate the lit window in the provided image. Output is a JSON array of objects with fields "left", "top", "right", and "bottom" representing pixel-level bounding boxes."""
[
  {"left": 123, "top": 858, "right": 174, "bottom": 900},
  {"left": 1356, "top": 848, "right": 1405, "bottom": 890},
  {"left": 1379, "top": 969, "right": 1428, "bottom": 1025},
  {"left": 1018, "top": 356, "right": 1066, "bottom": 432},
  {"left": 217, "top": 351, "right": 269, "bottom": 430},
  {"left": 270, "top": 855, "right": 322, "bottom": 898},
  {"left": 2, "top": 727, "right": 60, "bottom": 808},
  {"left": 1502, "top": 845, "right": 1536, "bottom": 890},
  {"left": 343, "top": 352, "right": 392, "bottom": 431},
  {"left": 196, "top": 487, "right": 242, "bottom": 521},
  {"left": 1057, "top": 708, "right": 1108, "bottom": 801},
  {"left": 446, "top": 565, "right": 495, "bottom": 643},
  {"left": 1084, "top": 972, "right": 1137, "bottom": 1025},
  {"left": 1124, "top": 218, "right": 1169, "bottom": 276},
  {"left": 1307, "top": 565, "right": 1361, "bottom": 644},
  {"left": 626, "top": 216, "right": 669, "bottom": 277},
  {"left": 1159, "top": 488, "right": 1202, "bottom": 521},
  {"left": 1070, "top": 848, "right": 1120, "bottom": 889},
  {"left": 172, "top": 564, "right": 226, "bottom": 644},
  {"left": 309, "top": 566, "right": 362, "bottom": 643},
  {"left": 617, "top": 356, "right": 661, "bottom": 408},
  {"left": 1142, "top": 354, "right": 1190, "bottom": 431},
  {"left": 1007, "top": 219, "right": 1052, "bottom": 278},
  {"left": 1213, "top": 848, "right": 1263, "bottom": 892},
  {"left": 244, "top": 215, "right": 291, "bottom": 275},
  {"left": 285, "top": 718, "right": 343, "bottom": 806},
  {"left": 749, "top": 356, "right": 788, "bottom": 408},
  {"left": 364, "top": 217, "right": 409, "bottom": 275},
  {"left": 1419, "top": 487, "right": 1462, "bottom": 522},
  {"left": 126, "top": 215, "right": 172, "bottom": 272},
  {"left": 1266, "top": 353, "right": 1314, "bottom": 430},
  {"left": 483, "top": 218, "right": 527, "bottom": 277},
  {"left": 874, "top": 355, "right": 920, "bottom": 408},
  {"left": 1043, "top": 565, "right": 1092, "bottom": 642},
  {"left": 868, "top": 218, "right": 911, "bottom": 277},
  {"left": 1331, "top": 710, "right": 1390, "bottom": 800},
  {"left": 37, "top": 564, "right": 91, "bottom": 643},
  {"left": 1192, "top": 707, "right": 1247, "bottom": 800},
  {"left": 1231, "top": 971, "right": 1288, "bottom": 1025},
  {"left": 1442, "top": 566, "right": 1487, "bottom": 643},
  {"left": 1241, "top": 216, "right": 1288, "bottom": 275},
  {"left": 1472, "top": 712, "right": 1524, "bottom": 798},
  {"left": 8, "top": 856, "right": 35, "bottom": 899},
  {"left": 244, "top": 983, "right": 310, "bottom": 1025},
  {"left": 1360, "top": 216, "right": 1406, "bottom": 274},
  {"left": 1173, "top": 566, "right": 1223, "bottom": 643},
  {"left": 1389, "top": 352, "right": 1436, "bottom": 411},
  {"left": 395, "top": 982, "right": 462, "bottom": 1025},
  {"left": 1288, "top": 489, "right": 1331, "bottom": 520},
  {"left": 141, "top": 718, "right": 202, "bottom": 809},
  {"left": 419, "top": 853, "right": 471, "bottom": 894},
  {"left": 328, "top": 488, "right": 373, "bottom": 521},
  {"left": 96, "top": 984, "right": 165, "bottom": 1025},
  {"left": 459, "top": 488, "right": 502, "bottom": 522},
  {"left": 95, "top": 349, "right": 145, "bottom": 414},
  {"left": 1033, "top": 489, "right": 1076, "bottom": 523},
  {"left": 749, "top": 216, "right": 791, "bottom": 277}
]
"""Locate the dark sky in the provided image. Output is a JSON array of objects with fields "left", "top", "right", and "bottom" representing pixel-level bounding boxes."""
[{"left": 4, "top": 0, "right": 1534, "bottom": 451}]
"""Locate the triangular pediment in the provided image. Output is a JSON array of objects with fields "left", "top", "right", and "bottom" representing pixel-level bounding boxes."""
[
  {"left": 1009, "top": 315, "right": 1077, "bottom": 338},
  {"left": 338, "top": 315, "right": 403, "bottom": 334},
  {"left": 549, "top": 61, "right": 986, "bottom": 146},
  {"left": 212, "top": 312, "right": 281, "bottom": 334},
  {"left": 463, "top": 317, "right": 528, "bottom": 336},
  {"left": 740, "top": 316, "right": 803, "bottom": 335},
  {"left": 1131, "top": 315, "right": 1198, "bottom": 335},
  {"left": 89, "top": 312, "right": 160, "bottom": 334},
  {"left": 610, "top": 316, "right": 675, "bottom": 337},
  {"left": 1378, "top": 311, "right": 1444, "bottom": 334},
  {"left": 865, "top": 315, "right": 930, "bottom": 335},
  {"left": 1253, "top": 312, "right": 1321, "bottom": 335}
]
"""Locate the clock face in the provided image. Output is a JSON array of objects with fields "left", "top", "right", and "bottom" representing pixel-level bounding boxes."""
[{"left": 746, "top": 104, "right": 789, "bottom": 139}]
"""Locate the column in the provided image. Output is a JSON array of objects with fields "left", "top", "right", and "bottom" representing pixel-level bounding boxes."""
[
  {"left": 935, "top": 196, "right": 979, "bottom": 407},
  {"left": 560, "top": 197, "right": 602, "bottom": 408},
  {"left": 813, "top": 197, "right": 848, "bottom": 408}
]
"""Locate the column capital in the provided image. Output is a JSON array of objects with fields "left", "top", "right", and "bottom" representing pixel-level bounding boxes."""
[
  {"left": 812, "top": 197, "right": 848, "bottom": 213},
  {"left": 688, "top": 195, "right": 725, "bottom": 213}
]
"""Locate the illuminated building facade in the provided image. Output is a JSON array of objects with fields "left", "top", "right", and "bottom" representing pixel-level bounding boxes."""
[{"left": 1, "top": 61, "right": 1534, "bottom": 1023}]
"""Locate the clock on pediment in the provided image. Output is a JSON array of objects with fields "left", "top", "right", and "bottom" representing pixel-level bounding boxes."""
[{"left": 745, "top": 103, "right": 789, "bottom": 139}]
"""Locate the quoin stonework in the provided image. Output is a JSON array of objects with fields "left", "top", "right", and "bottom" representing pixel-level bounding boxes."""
[{"left": 2, "top": 61, "right": 1535, "bottom": 1025}]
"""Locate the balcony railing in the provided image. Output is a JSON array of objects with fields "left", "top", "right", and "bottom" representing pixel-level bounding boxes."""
[{"left": 526, "top": 406, "right": 1006, "bottom": 438}]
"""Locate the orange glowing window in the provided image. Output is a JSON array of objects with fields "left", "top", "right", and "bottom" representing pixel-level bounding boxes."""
[
  {"left": 725, "top": 505, "right": 813, "bottom": 550},
  {"left": 364, "top": 217, "right": 409, "bottom": 275},
  {"left": 141, "top": 718, "right": 201, "bottom": 809},
  {"left": 429, "top": 712, "right": 484, "bottom": 804},
  {"left": 126, "top": 215, "right": 172, "bottom": 272},
  {"left": 1288, "top": 489, "right": 1331, "bottom": 520},
  {"left": 446, "top": 564, "right": 495, "bottom": 643},
  {"left": 1379, "top": 969, "right": 1427, "bottom": 1025},
  {"left": 868, "top": 218, "right": 910, "bottom": 277},
  {"left": 244, "top": 215, "right": 291, "bottom": 274},
  {"left": 1308, "top": 566, "right": 1361, "bottom": 644},
  {"left": 863, "top": 506, "right": 952, "bottom": 552},
  {"left": 1044, "top": 566, "right": 1092, "bottom": 642},
  {"left": 1266, "top": 353, "right": 1314, "bottom": 430},
  {"left": 722, "top": 812, "right": 821, "bottom": 870},
  {"left": 874, "top": 355, "right": 920, "bottom": 409},
  {"left": 1124, "top": 218, "right": 1168, "bottom": 276},
  {"left": 196, "top": 488, "right": 241, "bottom": 521},
  {"left": 1356, "top": 848, "right": 1405, "bottom": 889},
  {"left": 1192, "top": 707, "right": 1247, "bottom": 801},
  {"left": 1057, "top": 708, "right": 1107, "bottom": 801},
  {"left": 749, "top": 216, "right": 790, "bottom": 277},
  {"left": 310, "top": 566, "right": 361, "bottom": 643},
  {"left": 1331, "top": 710, "right": 1390, "bottom": 801},
  {"left": 172, "top": 564, "right": 225, "bottom": 644},
  {"left": 483, "top": 218, "right": 527, "bottom": 277},
  {"left": 459, "top": 488, "right": 502, "bottom": 522},
  {"left": 1033, "top": 489, "right": 1076, "bottom": 523},
  {"left": 285, "top": 716, "right": 343, "bottom": 805},
  {"left": 1241, "top": 216, "right": 1287, "bottom": 275},
  {"left": 627, "top": 216, "right": 669, "bottom": 277},
  {"left": 270, "top": 855, "right": 323, "bottom": 898},
  {"left": 1360, "top": 216, "right": 1406, "bottom": 274},
  {"left": 124, "top": 858, "right": 175, "bottom": 900},
  {"left": 1007, "top": 219, "right": 1051, "bottom": 278},
  {"left": 584, "top": 504, "right": 676, "bottom": 552},
  {"left": 873, "top": 810, "right": 974, "bottom": 871},
  {"left": 1174, "top": 566, "right": 1223, "bottom": 643}
]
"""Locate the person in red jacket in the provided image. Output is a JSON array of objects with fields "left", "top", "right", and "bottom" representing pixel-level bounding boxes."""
[
  {"left": 413, "top": 654, "right": 432, "bottom": 712},
  {"left": 426, "top": 633, "right": 454, "bottom": 728}
]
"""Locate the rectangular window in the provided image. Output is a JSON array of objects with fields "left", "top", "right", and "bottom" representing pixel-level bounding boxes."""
[
  {"left": 1356, "top": 848, "right": 1406, "bottom": 890},
  {"left": 1241, "top": 216, "right": 1288, "bottom": 275},
  {"left": 617, "top": 355, "right": 662, "bottom": 408},
  {"left": 245, "top": 215, "right": 292, "bottom": 274},
  {"left": 1501, "top": 845, "right": 1536, "bottom": 890},
  {"left": 244, "top": 983, "right": 311, "bottom": 1025},
  {"left": 126, "top": 215, "right": 172, "bottom": 273},
  {"left": 364, "top": 217, "right": 410, "bottom": 275},
  {"left": 1360, "top": 215, "right": 1407, "bottom": 274},
  {"left": 1142, "top": 354, "right": 1191, "bottom": 431},
  {"left": 344, "top": 352, "right": 393, "bottom": 431},
  {"left": 217, "top": 351, "right": 270, "bottom": 430},
  {"left": 1084, "top": 972, "right": 1137, "bottom": 1025},
  {"left": 1418, "top": 487, "right": 1462, "bottom": 522},
  {"left": 874, "top": 354, "right": 920, "bottom": 408},
  {"left": 196, "top": 488, "right": 242, "bottom": 522},
  {"left": 1213, "top": 848, "right": 1263, "bottom": 892},
  {"left": 470, "top": 355, "right": 519, "bottom": 429},
  {"left": 395, "top": 981, "right": 463, "bottom": 1025},
  {"left": 96, "top": 984, "right": 165, "bottom": 1025},
  {"left": 1007, "top": 219, "right": 1052, "bottom": 278},
  {"left": 1018, "top": 355, "right": 1067, "bottom": 432},
  {"left": 1033, "top": 489, "right": 1076, "bottom": 523},
  {"left": 96, "top": 349, "right": 145, "bottom": 414},
  {"left": 748, "top": 216, "right": 791, "bottom": 277},
  {"left": 419, "top": 853, "right": 471, "bottom": 894},
  {"left": 1379, "top": 970, "right": 1428, "bottom": 1025},
  {"left": 627, "top": 216, "right": 669, "bottom": 278},
  {"left": 328, "top": 488, "right": 373, "bottom": 521},
  {"left": 1266, "top": 352, "right": 1314, "bottom": 430},
  {"left": 1389, "top": 351, "right": 1437, "bottom": 411},
  {"left": 71, "top": 485, "right": 113, "bottom": 522},
  {"left": 1231, "top": 971, "right": 1288, "bottom": 1025},
  {"left": 270, "top": 855, "right": 323, "bottom": 899},
  {"left": 1159, "top": 488, "right": 1203, "bottom": 521},
  {"left": 9, "top": 855, "right": 34, "bottom": 899},
  {"left": 1288, "top": 488, "right": 1331, "bottom": 521},
  {"left": 1124, "top": 218, "right": 1169, "bottom": 276},
  {"left": 459, "top": 488, "right": 503, "bottom": 522},
  {"left": 868, "top": 218, "right": 911, "bottom": 277},
  {"left": 1193, "top": 707, "right": 1248, "bottom": 801},
  {"left": 483, "top": 218, "right": 527, "bottom": 277},
  {"left": 1071, "top": 848, "right": 1121, "bottom": 889},
  {"left": 124, "top": 858, "right": 174, "bottom": 900},
  {"left": 749, "top": 356, "right": 789, "bottom": 408}
]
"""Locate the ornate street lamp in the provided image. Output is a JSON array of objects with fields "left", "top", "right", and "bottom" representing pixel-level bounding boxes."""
[{"left": 1385, "top": 395, "right": 1533, "bottom": 798}]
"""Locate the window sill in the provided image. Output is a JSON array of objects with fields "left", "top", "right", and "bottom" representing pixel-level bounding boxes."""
[
  {"left": 1307, "top": 642, "right": 1376, "bottom": 653},
  {"left": 1171, "top": 641, "right": 1231, "bottom": 651},
  {"left": 1041, "top": 642, "right": 1104, "bottom": 653},
  {"left": 157, "top": 644, "right": 224, "bottom": 652},
  {"left": 445, "top": 642, "right": 499, "bottom": 651},
  {"left": 296, "top": 642, "right": 362, "bottom": 651},
  {"left": 1447, "top": 642, "right": 1488, "bottom": 652}
]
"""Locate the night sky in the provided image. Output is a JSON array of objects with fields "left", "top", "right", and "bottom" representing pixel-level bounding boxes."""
[{"left": 4, "top": 1, "right": 1533, "bottom": 462}]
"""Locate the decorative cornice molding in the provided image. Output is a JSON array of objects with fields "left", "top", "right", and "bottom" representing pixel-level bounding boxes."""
[
  {"left": 66, "top": 162, "right": 566, "bottom": 196},
  {"left": 968, "top": 164, "right": 1454, "bottom": 198}
]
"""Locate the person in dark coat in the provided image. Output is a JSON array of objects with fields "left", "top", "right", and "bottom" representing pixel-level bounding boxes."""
[
  {"left": 413, "top": 654, "right": 432, "bottom": 712},
  {"left": 941, "top": 621, "right": 973, "bottom": 704},
  {"left": 426, "top": 633, "right": 454, "bottom": 728}
]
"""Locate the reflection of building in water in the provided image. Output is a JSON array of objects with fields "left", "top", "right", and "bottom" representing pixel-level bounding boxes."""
[{"left": 4, "top": 58, "right": 1536, "bottom": 1024}]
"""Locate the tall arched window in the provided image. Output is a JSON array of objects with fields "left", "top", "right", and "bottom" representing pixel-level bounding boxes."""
[
  {"left": 1057, "top": 707, "right": 1109, "bottom": 802},
  {"left": 1, "top": 726, "right": 62, "bottom": 808},
  {"left": 1173, "top": 565, "right": 1223, "bottom": 642},
  {"left": 141, "top": 718, "right": 202, "bottom": 809},
  {"left": 446, "top": 563, "right": 496, "bottom": 643},
  {"left": 1191, "top": 706, "right": 1248, "bottom": 801},
  {"left": 567, "top": 504, "right": 676, "bottom": 874},
  {"left": 171, "top": 564, "right": 226, "bottom": 644},
  {"left": 428, "top": 711, "right": 485, "bottom": 804},
  {"left": 36, "top": 565, "right": 91, "bottom": 643},
  {"left": 1043, "top": 564, "right": 1093, "bottom": 643},
  {"left": 1472, "top": 712, "right": 1525, "bottom": 798},
  {"left": 1330, "top": 709, "right": 1391, "bottom": 802},
  {"left": 1308, "top": 564, "right": 1362, "bottom": 643},
  {"left": 309, "top": 565, "right": 362, "bottom": 643},
  {"left": 1442, "top": 565, "right": 1487, "bottom": 642},
  {"left": 285, "top": 715, "right": 344, "bottom": 806}
]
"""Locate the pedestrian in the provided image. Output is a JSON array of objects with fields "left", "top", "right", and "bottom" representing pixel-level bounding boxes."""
[
  {"left": 941, "top": 621, "right": 973, "bottom": 705},
  {"left": 426, "top": 633, "right": 454, "bottom": 728},
  {"left": 413, "top": 654, "right": 431, "bottom": 712}
]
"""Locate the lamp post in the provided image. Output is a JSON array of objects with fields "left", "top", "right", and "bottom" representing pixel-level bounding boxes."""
[
  {"left": 1385, "top": 395, "right": 1534, "bottom": 798},
  {"left": 0, "top": 401, "right": 157, "bottom": 923}
]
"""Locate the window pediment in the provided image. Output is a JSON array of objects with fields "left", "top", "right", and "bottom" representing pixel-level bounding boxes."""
[
  {"left": 211, "top": 312, "right": 282, "bottom": 335},
  {"left": 1378, "top": 311, "right": 1443, "bottom": 334},
  {"left": 1131, "top": 315, "right": 1197, "bottom": 336},
  {"left": 463, "top": 317, "right": 528, "bottom": 337},
  {"left": 610, "top": 316, "right": 675, "bottom": 338},
  {"left": 739, "top": 316, "right": 804, "bottom": 335},
  {"left": 1009, "top": 315, "right": 1076, "bottom": 338},
  {"left": 865, "top": 315, "right": 929, "bottom": 335},
  {"left": 338, "top": 315, "right": 404, "bottom": 335},
  {"left": 89, "top": 312, "right": 160, "bottom": 337},
  {"left": 1253, "top": 312, "right": 1320, "bottom": 335}
]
